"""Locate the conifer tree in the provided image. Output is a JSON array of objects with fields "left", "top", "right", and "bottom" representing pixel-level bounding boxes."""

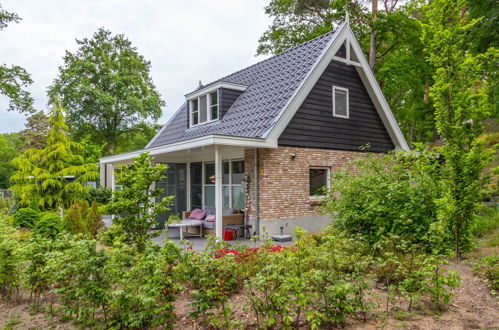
[{"left": 11, "top": 98, "right": 98, "bottom": 211}]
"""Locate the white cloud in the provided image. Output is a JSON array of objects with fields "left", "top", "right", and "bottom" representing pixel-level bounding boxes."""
[{"left": 0, "top": 0, "right": 271, "bottom": 133}]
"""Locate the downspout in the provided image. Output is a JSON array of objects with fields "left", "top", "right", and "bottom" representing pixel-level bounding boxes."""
[{"left": 254, "top": 149, "right": 260, "bottom": 237}]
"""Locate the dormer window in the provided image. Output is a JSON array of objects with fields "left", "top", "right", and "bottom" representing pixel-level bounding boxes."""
[
  {"left": 186, "top": 81, "right": 247, "bottom": 127},
  {"left": 190, "top": 90, "right": 219, "bottom": 127}
]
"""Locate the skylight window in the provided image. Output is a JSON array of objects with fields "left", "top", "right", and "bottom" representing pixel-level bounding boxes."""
[{"left": 190, "top": 90, "right": 219, "bottom": 127}]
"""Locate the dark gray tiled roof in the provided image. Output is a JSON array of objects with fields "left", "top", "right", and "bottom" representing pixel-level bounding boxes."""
[{"left": 148, "top": 30, "right": 337, "bottom": 148}]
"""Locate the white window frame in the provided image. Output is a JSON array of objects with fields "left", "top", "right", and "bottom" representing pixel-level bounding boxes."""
[
  {"left": 309, "top": 166, "right": 330, "bottom": 198},
  {"left": 190, "top": 98, "right": 199, "bottom": 126},
  {"left": 202, "top": 159, "right": 244, "bottom": 209},
  {"left": 332, "top": 86, "right": 349, "bottom": 119},
  {"left": 189, "top": 90, "right": 220, "bottom": 127},
  {"left": 208, "top": 90, "right": 219, "bottom": 121}
]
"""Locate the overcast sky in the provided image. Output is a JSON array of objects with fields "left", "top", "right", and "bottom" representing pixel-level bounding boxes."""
[{"left": 0, "top": 0, "right": 271, "bottom": 133}]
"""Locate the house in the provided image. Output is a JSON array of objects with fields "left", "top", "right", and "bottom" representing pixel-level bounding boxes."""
[{"left": 99, "top": 19, "right": 409, "bottom": 239}]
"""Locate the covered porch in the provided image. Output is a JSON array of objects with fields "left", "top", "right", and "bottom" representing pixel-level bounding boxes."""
[{"left": 100, "top": 141, "right": 263, "bottom": 239}]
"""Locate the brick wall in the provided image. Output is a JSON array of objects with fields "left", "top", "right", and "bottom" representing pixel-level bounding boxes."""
[{"left": 244, "top": 146, "right": 365, "bottom": 221}]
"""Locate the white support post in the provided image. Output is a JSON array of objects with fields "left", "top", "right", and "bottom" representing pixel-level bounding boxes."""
[{"left": 215, "top": 145, "right": 223, "bottom": 238}]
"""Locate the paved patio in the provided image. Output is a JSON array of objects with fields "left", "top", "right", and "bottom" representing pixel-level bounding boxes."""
[{"left": 103, "top": 216, "right": 295, "bottom": 251}]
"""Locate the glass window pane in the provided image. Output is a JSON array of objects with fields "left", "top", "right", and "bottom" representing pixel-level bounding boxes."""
[
  {"left": 223, "top": 186, "right": 230, "bottom": 208},
  {"left": 205, "top": 163, "right": 215, "bottom": 184},
  {"left": 231, "top": 185, "right": 245, "bottom": 209},
  {"left": 199, "top": 95, "right": 207, "bottom": 123},
  {"left": 210, "top": 91, "right": 218, "bottom": 105},
  {"left": 211, "top": 104, "right": 218, "bottom": 120},
  {"left": 223, "top": 162, "right": 230, "bottom": 184},
  {"left": 204, "top": 186, "right": 215, "bottom": 207},
  {"left": 309, "top": 168, "right": 328, "bottom": 196},
  {"left": 334, "top": 89, "right": 347, "bottom": 117},
  {"left": 231, "top": 160, "right": 244, "bottom": 184}
]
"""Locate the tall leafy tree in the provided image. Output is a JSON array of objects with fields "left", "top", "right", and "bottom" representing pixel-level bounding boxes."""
[
  {"left": 48, "top": 28, "right": 165, "bottom": 155},
  {"left": 421, "top": 0, "right": 497, "bottom": 259},
  {"left": 0, "top": 5, "right": 34, "bottom": 113},
  {"left": 19, "top": 111, "right": 50, "bottom": 150},
  {"left": 11, "top": 99, "right": 98, "bottom": 210}
]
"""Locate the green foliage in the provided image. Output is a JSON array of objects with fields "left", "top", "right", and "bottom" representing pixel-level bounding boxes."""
[
  {"left": 0, "top": 217, "right": 22, "bottom": 301},
  {"left": 183, "top": 237, "right": 240, "bottom": 327},
  {"left": 373, "top": 235, "right": 460, "bottom": 312},
  {"left": 472, "top": 206, "right": 499, "bottom": 238},
  {"left": 87, "top": 186, "right": 112, "bottom": 205},
  {"left": 322, "top": 152, "right": 444, "bottom": 249},
  {"left": 48, "top": 28, "right": 165, "bottom": 155},
  {"left": 0, "top": 5, "right": 34, "bottom": 113},
  {"left": 473, "top": 254, "right": 499, "bottom": 294},
  {"left": 63, "top": 202, "right": 90, "bottom": 236},
  {"left": 33, "top": 213, "right": 62, "bottom": 239},
  {"left": 87, "top": 202, "right": 104, "bottom": 238},
  {"left": 0, "top": 133, "right": 23, "bottom": 189},
  {"left": 49, "top": 236, "right": 111, "bottom": 325},
  {"left": 18, "top": 111, "right": 49, "bottom": 151},
  {"left": 12, "top": 207, "right": 40, "bottom": 229},
  {"left": 11, "top": 99, "right": 98, "bottom": 210},
  {"left": 421, "top": 0, "right": 497, "bottom": 258},
  {"left": 106, "top": 153, "right": 172, "bottom": 251},
  {"left": 107, "top": 241, "right": 183, "bottom": 329}
]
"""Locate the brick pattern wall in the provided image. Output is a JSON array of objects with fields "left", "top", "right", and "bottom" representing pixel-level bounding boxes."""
[{"left": 244, "top": 146, "right": 364, "bottom": 221}]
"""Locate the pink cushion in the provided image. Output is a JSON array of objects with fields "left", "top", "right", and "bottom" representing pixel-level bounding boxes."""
[
  {"left": 188, "top": 208, "right": 207, "bottom": 220},
  {"left": 205, "top": 215, "right": 215, "bottom": 222}
]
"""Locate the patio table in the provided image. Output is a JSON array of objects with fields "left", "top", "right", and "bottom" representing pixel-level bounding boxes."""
[{"left": 168, "top": 220, "right": 203, "bottom": 240}]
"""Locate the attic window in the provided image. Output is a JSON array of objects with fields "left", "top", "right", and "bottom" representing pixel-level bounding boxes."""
[
  {"left": 333, "top": 86, "right": 349, "bottom": 119},
  {"left": 190, "top": 90, "right": 219, "bottom": 127}
]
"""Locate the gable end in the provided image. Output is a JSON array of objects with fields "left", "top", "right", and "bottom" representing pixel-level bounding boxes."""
[{"left": 278, "top": 60, "right": 395, "bottom": 153}]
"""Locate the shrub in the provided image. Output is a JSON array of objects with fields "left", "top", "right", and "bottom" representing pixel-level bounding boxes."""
[
  {"left": 473, "top": 254, "right": 499, "bottom": 295},
  {"left": 105, "top": 153, "right": 172, "bottom": 252},
  {"left": 88, "top": 186, "right": 112, "bottom": 205},
  {"left": 0, "top": 218, "right": 22, "bottom": 301},
  {"left": 472, "top": 206, "right": 499, "bottom": 238},
  {"left": 87, "top": 202, "right": 104, "bottom": 238},
  {"left": 12, "top": 207, "right": 40, "bottom": 229},
  {"left": 322, "top": 152, "right": 446, "bottom": 250},
  {"left": 63, "top": 202, "right": 90, "bottom": 236},
  {"left": 107, "top": 241, "right": 183, "bottom": 329},
  {"left": 34, "top": 213, "right": 62, "bottom": 239},
  {"left": 22, "top": 236, "right": 54, "bottom": 307}
]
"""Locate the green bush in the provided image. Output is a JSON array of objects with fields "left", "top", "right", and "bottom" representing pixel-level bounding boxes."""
[
  {"left": 322, "top": 152, "right": 446, "bottom": 250},
  {"left": 34, "top": 213, "right": 62, "bottom": 239},
  {"left": 63, "top": 202, "right": 90, "bottom": 236},
  {"left": 0, "top": 218, "right": 22, "bottom": 301},
  {"left": 12, "top": 208, "right": 41, "bottom": 229},
  {"left": 88, "top": 186, "right": 112, "bottom": 205},
  {"left": 473, "top": 254, "right": 499, "bottom": 294},
  {"left": 472, "top": 206, "right": 499, "bottom": 238}
]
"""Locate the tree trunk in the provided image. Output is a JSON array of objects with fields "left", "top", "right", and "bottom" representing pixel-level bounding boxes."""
[
  {"left": 107, "top": 141, "right": 115, "bottom": 155},
  {"left": 369, "top": 0, "right": 378, "bottom": 69},
  {"left": 409, "top": 124, "right": 414, "bottom": 145}
]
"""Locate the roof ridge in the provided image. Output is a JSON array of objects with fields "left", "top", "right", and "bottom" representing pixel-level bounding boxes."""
[{"left": 203, "top": 29, "right": 337, "bottom": 87}]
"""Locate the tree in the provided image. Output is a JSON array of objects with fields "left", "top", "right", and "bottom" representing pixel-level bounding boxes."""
[
  {"left": 11, "top": 98, "right": 98, "bottom": 210},
  {"left": 19, "top": 111, "right": 50, "bottom": 150},
  {"left": 421, "top": 0, "right": 497, "bottom": 259},
  {"left": 0, "top": 133, "right": 23, "bottom": 189},
  {"left": 106, "top": 153, "right": 172, "bottom": 252},
  {"left": 48, "top": 28, "right": 165, "bottom": 155},
  {"left": 0, "top": 5, "right": 34, "bottom": 113}
]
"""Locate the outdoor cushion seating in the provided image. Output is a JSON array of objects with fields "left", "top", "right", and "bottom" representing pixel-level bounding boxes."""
[{"left": 182, "top": 207, "right": 244, "bottom": 237}]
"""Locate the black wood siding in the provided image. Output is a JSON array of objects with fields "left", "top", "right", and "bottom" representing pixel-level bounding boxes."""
[
  {"left": 278, "top": 60, "right": 394, "bottom": 152},
  {"left": 220, "top": 88, "right": 243, "bottom": 118}
]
